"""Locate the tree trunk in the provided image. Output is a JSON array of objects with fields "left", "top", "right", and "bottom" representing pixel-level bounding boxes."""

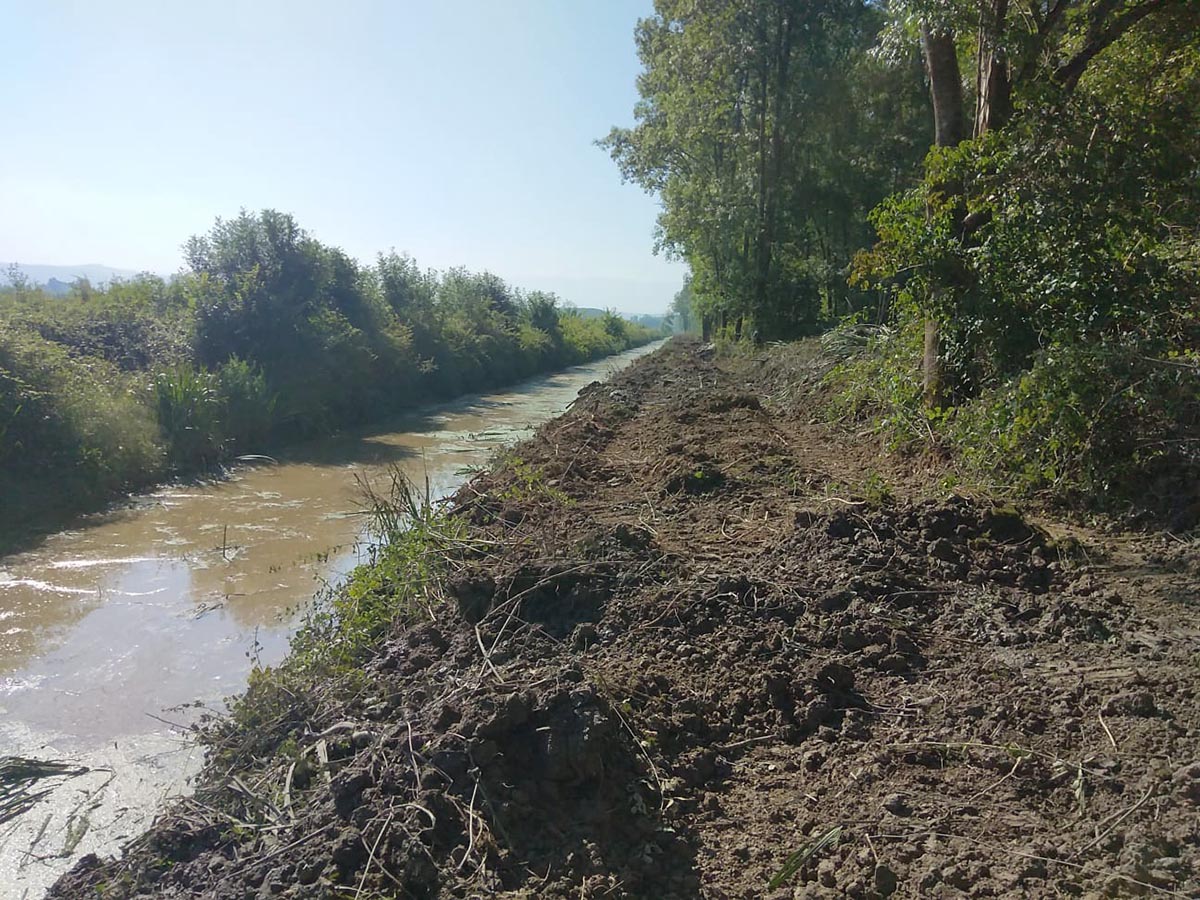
[
  {"left": 919, "top": 24, "right": 966, "bottom": 408},
  {"left": 975, "top": 0, "right": 1012, "bottom": 136},
  {"left": 1054, "top": 0, "right": 1174, "bottom": 94},
  {"left": 755, "top": 5, "right": 794, "bottom": 330},
  {"left": 922, "top": 26, "right": 966, "bottom": 149},
  {"left": 923, "top": 318, "right": 942, "bottom": 408}
]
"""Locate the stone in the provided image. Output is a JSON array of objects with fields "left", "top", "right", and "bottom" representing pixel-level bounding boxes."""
[{"left": 874, "top": 864, "right": 899, "bottom": 897}]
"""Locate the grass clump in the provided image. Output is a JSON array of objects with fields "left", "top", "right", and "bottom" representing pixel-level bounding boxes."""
[
  {"left": 325, "top": 469, "right": 464, "bottom": 664},
  {"left": 208, "top": 469, "right": 461, "bottom": 770},
  {"left": 152, "top": 366, "right": 222, "bottom": 469}
]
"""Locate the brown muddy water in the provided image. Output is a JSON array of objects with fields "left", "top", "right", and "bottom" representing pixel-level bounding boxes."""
[{"left": 0, "top": 343, "right": 662, "bottom": 898}]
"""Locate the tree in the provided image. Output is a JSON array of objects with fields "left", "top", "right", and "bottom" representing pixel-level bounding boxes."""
[
  {"left": 668, "top": 277, "right": 695, "bottom": 334},
  {"left": 918, "top": 21, "right": 966, "bottom": 404},
  {"left": 603, "top": 0, "right": 930, "bottom": 340},
  {"left": 891, "top": 0, "right": 1200, "bottom": 403}
]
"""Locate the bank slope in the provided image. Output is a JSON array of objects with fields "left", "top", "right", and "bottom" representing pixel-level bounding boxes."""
[{"left": 51, "top": 338, "right": 1200, "bottom": 899}]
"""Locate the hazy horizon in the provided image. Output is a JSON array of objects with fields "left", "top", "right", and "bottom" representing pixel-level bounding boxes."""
[{"left": 0, "top": 1, "right": 686, "bottom": 315}]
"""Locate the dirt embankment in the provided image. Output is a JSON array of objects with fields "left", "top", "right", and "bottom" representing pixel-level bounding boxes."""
[{"left": 51, "top": 339, "right": 1200, "bottom": 898}]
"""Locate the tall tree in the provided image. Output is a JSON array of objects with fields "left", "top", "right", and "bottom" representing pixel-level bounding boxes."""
[
  {"left": 918, "top": 22, "right": 966, "bottom": 404},
  {"left": 603, "top": 0, "right": 930, "bottom": 339}
]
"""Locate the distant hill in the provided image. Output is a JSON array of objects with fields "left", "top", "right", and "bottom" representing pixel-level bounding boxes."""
[{"left": 1, "top": 262, "right": 142, "bottom": 289}]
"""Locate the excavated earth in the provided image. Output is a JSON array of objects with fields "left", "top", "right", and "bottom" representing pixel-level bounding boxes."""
[{"left": 51, "top": 339, "right": 1200, "bottom": 898}]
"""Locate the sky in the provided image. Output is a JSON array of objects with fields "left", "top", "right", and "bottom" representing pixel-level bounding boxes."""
[{"left": 0, "top": 1, "right": 685, "bottom": 314}]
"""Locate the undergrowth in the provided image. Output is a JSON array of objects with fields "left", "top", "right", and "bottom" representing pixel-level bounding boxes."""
[
  {"left": 0, "top": 211, "right": 660, "bottom": 550},
  {"left": 825, "top": 320, "right": 1200, "bottom": 520}
]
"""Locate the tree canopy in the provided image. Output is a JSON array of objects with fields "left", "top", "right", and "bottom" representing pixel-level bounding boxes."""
[
  {"left": 602, "top": 0, "right": 932, "bottom": 337},
  {"left": 0, "top": 211, "right": 659, "bottom": 534}
]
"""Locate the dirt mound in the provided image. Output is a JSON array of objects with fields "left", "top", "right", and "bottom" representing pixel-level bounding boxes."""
[{"left": 51, "top": 339, "right": 1200, "bottom": 898}]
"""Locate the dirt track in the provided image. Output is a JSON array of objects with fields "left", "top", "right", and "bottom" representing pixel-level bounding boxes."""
[{"left": 51, "top": 339, "right": 1200, "bottom": 898}]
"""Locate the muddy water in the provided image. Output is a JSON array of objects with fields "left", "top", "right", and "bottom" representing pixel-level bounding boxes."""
[{"left": 0, "top": 342, "right": 661, "bottom": 898}]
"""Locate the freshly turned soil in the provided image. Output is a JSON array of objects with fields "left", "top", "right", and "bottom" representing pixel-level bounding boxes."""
[{"left": 50, "top": 338, "right": 1200, "bottom": 899}]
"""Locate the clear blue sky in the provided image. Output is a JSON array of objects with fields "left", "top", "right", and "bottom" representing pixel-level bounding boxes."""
[{"left": 0, "top": 0, "right": 685, "bottom": 314}]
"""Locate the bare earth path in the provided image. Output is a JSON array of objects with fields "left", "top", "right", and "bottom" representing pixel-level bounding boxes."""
[{"left": 51, "top": 338, "right": 1200, "bottom": 899}]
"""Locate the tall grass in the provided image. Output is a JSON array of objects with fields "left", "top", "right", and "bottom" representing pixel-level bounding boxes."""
[
  {"left": 216, "top": 357, "right": 276, "bottom": 453},
  {"left": 153, "top": 366, "right": 221, "bottom": 468},
  {"left": 213, "top": 468, "right": 461, "bottom": 765}
]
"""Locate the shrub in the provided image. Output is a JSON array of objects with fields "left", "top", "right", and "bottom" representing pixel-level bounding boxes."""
[
  {"left": 215, "top": 358, "right": 276, "bottom": 453},
  {"left": 837, "top": 53, "right": 1200, "bottom": 515},
  {"left": 0, "top": 323, "right": 162, "bottom": 497},
  {"left": 825, "top": 318, "right": 931, "bottom": 447},
  {"left": 951, "top": 342, "right": 1200, "bottom": 505},
  {"left": 1, "top": 211, "right": 659, "bottom": 536}
]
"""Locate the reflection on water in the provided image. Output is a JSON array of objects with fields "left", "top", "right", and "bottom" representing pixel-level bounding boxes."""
[{"left": 0, "top": 343, "right": 659, "bottom": 898}]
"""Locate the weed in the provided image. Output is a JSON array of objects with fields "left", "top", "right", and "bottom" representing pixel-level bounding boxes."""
[
  {"left": 768, "top": 825, "right": 843, "bottom": 890},
  {"left": 208, "top": 467, "right": 464, "bottom": 771},
  {"left": 297, "top": 466, "right": 463, "bottom": 671},
  {"left": 861, "top": 471, "right": 894, "bottom": 505},
  {"left": 497, "top": 453, "right": 574, "bottom": 506}
]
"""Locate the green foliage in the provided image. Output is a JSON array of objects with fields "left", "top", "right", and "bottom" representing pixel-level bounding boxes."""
[
  {"left": 0, "top": 211, "right": 655, "bottom": 536},
  {"left": 605, "top": 0, "right": 1199, "bottom": 513},
  {"left": 830, "top": 321, "right": 1200, "bottom": 508},
  {"left": 312, "top": 469, "right": 460, "bottom": 669},
  {"left": 0, "top": 323, "right": 162, "bottom": 510},
  {"left": 601, "top": 310, "right": 627, "bottom": 341},
  {"left": 558, "top": 309, "right": 642, "bottom": 363},
  {"left": 8, "top": 274, "right": 193, "bottom": 371},
  {"left": 952, "top": 343, "right": 1200, "bottom": 499},
  {"left": 215, "top": 358, "right": 276, "bottom": 453},
  {"left": 497, "top": 453, "right": 574, "bottom": 507},
  {"left": 861, "top": 471, "right": 895, "bottom": 506},
  {"left": 857, "top": 79, "right": 1200, "bottom": 395},
  {"left": 832, "top": 14, "right": 1200, "bottom": 511},
  {"left": 152, "top": 359, "right": 276, "bottom": 468},
  {"left": 215, "top": 471, "right": 458, "bottom": 767},
  {"left": 826, "top": 319, "right": 934, "bottom": 448},
  {"left": 666, "top": 277, "right": 696, "bottom": 334},
  {"left": 603, "top": 0, "right": 930, "bottom": 337}
]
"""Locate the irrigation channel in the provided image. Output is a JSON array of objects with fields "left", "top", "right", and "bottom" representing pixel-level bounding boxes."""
[{"left": 0, "top": 341, "right": 662, "bottom": 898}]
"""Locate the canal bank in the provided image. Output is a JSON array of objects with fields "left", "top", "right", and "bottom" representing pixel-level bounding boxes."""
[
  {"left": 48, "top": 337, "right": 1200, "bottom": 899},
  {"left": 0, "top": 341, "right": 662, "bottom": 899}
]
